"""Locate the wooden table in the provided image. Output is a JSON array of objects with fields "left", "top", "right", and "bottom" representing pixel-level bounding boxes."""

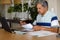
[{"left": 0, "top": 29, "right": 57, "bottom": 40}]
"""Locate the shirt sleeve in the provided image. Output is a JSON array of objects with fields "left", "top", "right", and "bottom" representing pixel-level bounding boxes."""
[
  {"left": 33, "top": 20, "right": 37, "bottom": 25},
  {"left": 51, "top": 16, "right": 59, "bottom": 26}
]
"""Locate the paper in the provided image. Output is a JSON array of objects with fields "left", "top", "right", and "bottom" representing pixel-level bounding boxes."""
[
  {"left": 22, "top": 23, "right": 33, "bottom": 29},
  {"left": 27, "top": 30, "right": 57, "bottom": 37},
  {"left": 14, "top": 31, "right": 27, "bottom": 35}
]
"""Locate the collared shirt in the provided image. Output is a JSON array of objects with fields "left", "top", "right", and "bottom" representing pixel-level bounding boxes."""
[{"left": 33, "top": 10, "right": 59, "bottom": 27}]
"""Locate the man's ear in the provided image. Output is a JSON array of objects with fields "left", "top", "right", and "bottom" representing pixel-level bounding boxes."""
[{"left": 45, "top": 7, "right": 48, "bottom": 10}]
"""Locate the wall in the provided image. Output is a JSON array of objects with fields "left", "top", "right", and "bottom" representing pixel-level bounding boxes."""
[
  {"left": 0, "top": 5, "right": 5, "bottom": 17},
  {"left": 57, "top": 0, "right": 60, "bottom": 20},
  {"left": 46, "top": 0, "right": 60, "bottom": 20},
  {"left": 46, "top": 0, "right": 57, "bottom": 14},
  {"left": 0, "top": 5, "right": 11, "bottom": 19},
  {"left": 4, "top": 5, "right": 11, "bottom": 19}
]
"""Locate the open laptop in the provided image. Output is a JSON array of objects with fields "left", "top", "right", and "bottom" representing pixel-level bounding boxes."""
[
  {"left": 0, "top": 17, "right": 27, "bottom": 34},
  {"left": 0, "top": 17, "right": 13, "bottom": 33},
  {"left": 0, "top": 17, "right": 33, "bottom": 34}
]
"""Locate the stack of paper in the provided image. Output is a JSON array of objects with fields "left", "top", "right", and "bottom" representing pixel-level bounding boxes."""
[
  {"left": 27, "top": 30, "right": 57, "bottom": 37},
  {"left": 14, "top": 31, "right": 27, "bottom": 35}
]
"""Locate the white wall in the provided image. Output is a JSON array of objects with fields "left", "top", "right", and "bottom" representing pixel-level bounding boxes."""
[
  {"left": 0, "top": 5, "right": 10, "bottom": 18},
  {"left": 57, "top": 0, "right": 60, "bottom": 20},
  {"left": 0, "top": 5, "right": 5, "bottom": 17},
  {"left": 46, "top": 0, "right": 57, "bottom": 14},
  {"left": 4, "top": 5, "right": 11, "bottom": 19},
  {"left": 46, "top": 0, "right": 60, "bottom": 20}
]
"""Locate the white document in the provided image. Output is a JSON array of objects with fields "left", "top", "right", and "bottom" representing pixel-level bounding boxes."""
[
  {"left": 22, "top": 23, "right": 33, "bottom": 29},
  {"left": 27, "top": 30, "right": 57, "bottom": 37},
  {"left": 14, "top": 31, "right": 27, "bottom": 35}
]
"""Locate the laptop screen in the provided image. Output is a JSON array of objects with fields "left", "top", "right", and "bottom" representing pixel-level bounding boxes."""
[{"left": 0, "top": 17, "right": 12, "bottom": 33}]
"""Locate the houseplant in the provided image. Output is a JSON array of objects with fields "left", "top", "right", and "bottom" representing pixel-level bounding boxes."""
[
  {"left": 28, "top": 6, "right": 38, "bottom": 22},
  {"left": 8, "top": 3, "right": 29, "bottom": 19},
  {"left": 8, "top": 6, "right": 14, "bottom": 13}
]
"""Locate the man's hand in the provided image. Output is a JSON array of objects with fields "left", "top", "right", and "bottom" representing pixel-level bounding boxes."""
[
  {"left": 33, "top": 26, "right": 46, "bottom": 31},
  {"left": 33, "top": 26, "right": 40, "bottom": 31},
  {"left": 33, "top": 26, "right": 57, "bottom": 33}
]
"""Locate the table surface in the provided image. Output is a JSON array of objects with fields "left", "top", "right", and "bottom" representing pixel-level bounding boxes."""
[{"left": 0, "top": 29, "right": 57, "bottom": 40}]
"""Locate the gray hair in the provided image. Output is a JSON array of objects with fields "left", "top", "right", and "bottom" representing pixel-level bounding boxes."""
[{"left": 35, "top": 0, "right": 48, "bottom": 8}]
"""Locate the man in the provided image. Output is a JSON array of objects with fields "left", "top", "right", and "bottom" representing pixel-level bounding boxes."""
[{"left": 33, "top": 0, "right": 59, "bottom": 32}]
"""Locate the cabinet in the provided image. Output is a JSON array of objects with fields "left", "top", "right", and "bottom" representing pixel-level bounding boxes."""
[
  {"left": 14, "top": 0, "right": 21, "bottom": 4},
  {"left": 0, "top": 0, "right": 11, "bottom": 4}
]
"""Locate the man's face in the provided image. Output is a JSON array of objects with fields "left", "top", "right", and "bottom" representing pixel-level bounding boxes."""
[{"left": 37, "top": 3, "right": 46, "bottom": 15}]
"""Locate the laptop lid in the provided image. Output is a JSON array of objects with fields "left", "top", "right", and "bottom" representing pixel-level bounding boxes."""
[{"left": 0, "top": 17, "right": 12, "bottom": 33}]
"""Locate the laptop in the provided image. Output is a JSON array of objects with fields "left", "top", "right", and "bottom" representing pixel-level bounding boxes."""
[
  {"left": 0, "top": 17, "right": 33, "bottom": 34},
  {"left": 0, "top": 17, "right": 13, "bottom": 33}
]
